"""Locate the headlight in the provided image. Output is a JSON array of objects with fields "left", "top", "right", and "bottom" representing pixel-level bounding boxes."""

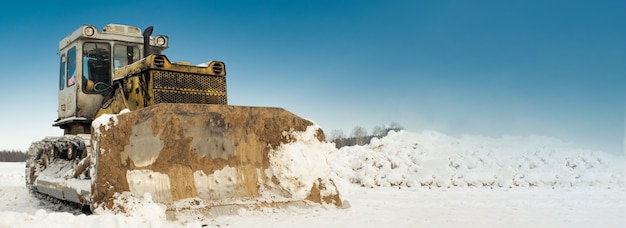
[
  {"left": 155, "top": 36, "right": 167, "bottom": 47},
  {"left": 83, "top": 26, "right": 96, "bottom": 37}
]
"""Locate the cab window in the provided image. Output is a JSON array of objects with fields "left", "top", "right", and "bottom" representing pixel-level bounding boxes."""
[
  {"left": 59, "top": 54, "right": 66, "bottom": 90},
  {"left": 113, "top": 44, "right": 140, "bottom": 69},
  {"left": 82, "top": 42, "right": 111, "bottom": 93},
  {"left": 67, "top": 47, "right": 76, "bottom": 87}
]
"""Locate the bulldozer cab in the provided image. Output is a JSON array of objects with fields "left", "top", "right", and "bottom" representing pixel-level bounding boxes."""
[{"left": 54, "top": 24, "right": 167, "bottom": 134}]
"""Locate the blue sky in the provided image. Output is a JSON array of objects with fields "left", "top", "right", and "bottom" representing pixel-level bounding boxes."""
[{"left": 0, "top": 0, "right": 624, "bottom": 155}]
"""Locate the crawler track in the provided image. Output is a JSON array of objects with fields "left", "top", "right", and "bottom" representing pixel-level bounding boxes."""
[{"left": 25, "top": 136, "right": 92, "bottom": 213}]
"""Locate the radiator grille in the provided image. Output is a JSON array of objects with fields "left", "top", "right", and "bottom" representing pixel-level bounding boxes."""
[
  {"left": 150, "top": 70, "right": 227, "bottom": 105},
  {"left": 153, "top": 90, "right": 227, "bottom": 104}
]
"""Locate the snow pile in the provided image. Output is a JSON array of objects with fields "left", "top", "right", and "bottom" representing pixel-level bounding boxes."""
[
  {"left": 267, "top": 125, "right": 339, "bottom": 200},
  {"left": 94, "top": 192, "right": 167, "bottom": 225},
  {"left": 328, "top": 130, "right": 625, "bottom": 189}
]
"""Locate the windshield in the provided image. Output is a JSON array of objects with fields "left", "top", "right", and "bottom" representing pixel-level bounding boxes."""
[{"left": 82, "top": 42, "right": 111, "bottom": 93}]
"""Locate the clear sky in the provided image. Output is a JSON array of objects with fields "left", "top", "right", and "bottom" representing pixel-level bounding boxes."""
[{"left": 0, "top": 0, "right": 624, "bottom": 155}]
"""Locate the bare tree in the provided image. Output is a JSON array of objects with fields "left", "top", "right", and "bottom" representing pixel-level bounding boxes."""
[
  {"left": 325, "top": 122, "right": 406, "bottom": 148},
  {"left": 328, "top": 129, "right": 345, "bottom": 142},
  {"left": 388, "top": 122, "right": 404, "bottom": 132},
  {"left": 351, "top": 126, "right": 367, "bottom": 145},
  {"left": 371, "top": 125, "right": 385, "bottom": 137}
]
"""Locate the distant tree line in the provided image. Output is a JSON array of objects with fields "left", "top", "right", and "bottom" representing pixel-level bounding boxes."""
[
  {"left": 0, "top": 150, "right": 28, "bottom": 162},
  {"left": 327, "top": 122, "right": 404, "bottom": 148}
]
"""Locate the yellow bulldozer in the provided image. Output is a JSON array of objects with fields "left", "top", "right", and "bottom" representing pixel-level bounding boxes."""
[{"left": 26, "top": 24, "right": 343, "bottom": 218}]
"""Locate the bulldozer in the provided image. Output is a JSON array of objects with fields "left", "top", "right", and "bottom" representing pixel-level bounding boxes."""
[{"left": 25, "top": 24, "right": 343, "bottom": 218}]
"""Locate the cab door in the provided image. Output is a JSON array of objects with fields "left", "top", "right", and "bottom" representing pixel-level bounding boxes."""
[{"left": 58, "top": 46, "right": 77, "bottom": 119}]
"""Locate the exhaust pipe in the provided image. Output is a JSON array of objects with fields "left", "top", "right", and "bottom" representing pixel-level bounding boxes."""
[{"left": 143, "top": 26, "right": 154, "bottom": 58}]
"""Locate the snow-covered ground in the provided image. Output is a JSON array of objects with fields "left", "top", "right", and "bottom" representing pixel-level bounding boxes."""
[{"left": 1, "top": 130, "right": 624, "bottom": 228}]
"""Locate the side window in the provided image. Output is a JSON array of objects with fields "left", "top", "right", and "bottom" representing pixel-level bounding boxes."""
[
  {"left": 113, "top": 45, "right": 140, "bottom": 69},
  {"left": 59, "top": 54, "right": 66, "bottom": 90},
  {"left": 82, "top": 43, "right": 111, "bottom": 93},
  {"left": 67, "top": 47, "right": 77, "bottom": 87}
]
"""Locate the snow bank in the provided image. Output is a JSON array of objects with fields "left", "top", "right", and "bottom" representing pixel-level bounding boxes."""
[
  {"left": 328, "top": 130, "right": 625, "bottom": 189},
  {"left": 268, "top": 125, "right": 339, "bottom": 200}
]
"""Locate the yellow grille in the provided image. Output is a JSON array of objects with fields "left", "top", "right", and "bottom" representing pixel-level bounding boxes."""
[{"left": 150, "top": 70, "right": 227, "bottom": 105}]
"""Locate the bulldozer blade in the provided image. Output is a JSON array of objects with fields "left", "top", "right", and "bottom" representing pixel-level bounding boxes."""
[{"left": 91, "top": 103, "right": 343, "bottom": 215}]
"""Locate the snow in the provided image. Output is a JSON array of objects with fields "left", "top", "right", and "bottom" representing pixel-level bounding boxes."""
[
  {"left": 1, "top": 129, "right": 625, "bottom": 227},
  {"left": 32, "top": 160, "right": 92, "bottom": 195},
  {"left": 268, "top": 125, "right": 338, "bottom": 199},
  {"left": 329, "top": 130, "right": 624, "bottom": 189},
  {"left": 91, "top": 109, "right": 130, "bottom": 135}
]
